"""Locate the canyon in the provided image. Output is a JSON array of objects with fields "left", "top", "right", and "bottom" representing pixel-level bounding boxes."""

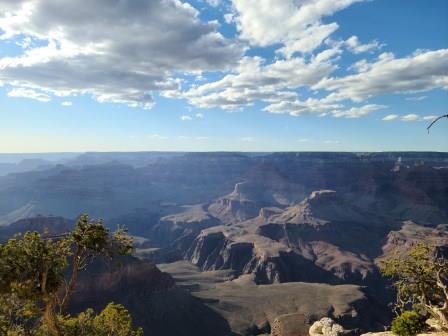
[{"left": 0, "top": 151, "right": 447, "bottom": 335}]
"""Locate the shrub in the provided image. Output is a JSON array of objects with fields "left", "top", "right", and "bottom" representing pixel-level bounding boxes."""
[
  {"left": 391, "top": 311, "right": 426, "bottom": 336},
  {"left": 380, "top": 242, "right": 448, "bottom": 330}
]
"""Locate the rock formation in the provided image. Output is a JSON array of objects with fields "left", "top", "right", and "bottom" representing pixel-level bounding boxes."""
[{"left": 309, "top": 318, "right": 345, "bottom": 336}]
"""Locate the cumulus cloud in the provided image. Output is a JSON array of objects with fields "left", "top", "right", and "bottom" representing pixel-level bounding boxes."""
[
  {"left": 172, "top": 52, "right": 339, "bottom": 114},
  {"left": 401, "top": 114, "right": 420, "bottom": 122},
  {"left": 344, "top": 35, "right": 383, "bottom": 54},
  {"left": 7, "top": 87, "right": 51, "bottom": 102},
  {"left": 231, "top": 0, "right": 365, "bottom": 53},
  {"left": 421, "top": 115, "right": 438, "bottom": 121},
  {"left": 0, "top": 0, "right": 243, "bottom": 109},
  {"left": 229, "top": 0, "right": 367, "bottom": 57},
  {"left": 276, "top": 23, "right": 339, "bottom": 58},
  {"left": 224, "top": 13, "right": 234, "bottom": 24},
  {"left": 263, "top": 97, "right": 339, "bottom": 116},
  {"left": 172, "top": 49, "right": 390, "bottom": 118},
  {"left": 314, "top": 49, "right": 448, "bottom": 102},
  {"left": 61, "top": 101, "right": 72, "bottom": 106},
  {"left": 331, "top": 104, "right": 386, "bottom": 118},
  {"left": 382, "top": 114, "right": 438, "bottom": 122},
  {"left": 405, "top": 95, "right": 427, "bottom": 101},
  {"left": 382, "top": 114, "right": 399, "bottom": 121},
  {"left": 180, "top": 115, "right": 193, "bottom": 121},
  {"left": 2, "top": 0, "right": 445, "bottom": 124}
]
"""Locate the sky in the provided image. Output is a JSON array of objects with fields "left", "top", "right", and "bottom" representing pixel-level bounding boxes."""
[{"left": 0, "top": 0, "right": 447, "bottom": 153}]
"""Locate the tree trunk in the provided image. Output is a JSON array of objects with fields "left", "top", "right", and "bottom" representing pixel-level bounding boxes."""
[
  {"left": 43, "top": 295, "right": 62, "bottom": 336},
  {"left": 427, "top": 305, "right": 448, "bottom": 331},
  {"left": 41, "top": 266, "right": 62, "bottom": 336},
  {"left": 59, "top": 247, "right": 81, "bottom": 314}
]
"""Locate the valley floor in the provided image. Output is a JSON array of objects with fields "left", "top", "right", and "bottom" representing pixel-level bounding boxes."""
[{"left": 158, "top": 261, "right": 386, "bottom": 335}]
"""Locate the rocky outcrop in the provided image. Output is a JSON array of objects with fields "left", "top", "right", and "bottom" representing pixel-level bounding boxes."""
[
  {"left": 183, "top": 190, "right": 393, "bottom": 285},
  {"left": 271, "top": 313, "right": 310, "bottom": 336},
  {"left": 184, "top": 224, "right": 345, "bottom": 284},
  {"left": 151, "top": 204, "right": 220, "bottom": 245},
  {"left": 360, "top": 333, "right": 447, "bottom": 336},
  {"left": 380, "top": 221, "right": 448, "bottom": 259},
  {"left": 185, "top": 229, "right": 256, "bottom": 275},
  {"left": 309, "top": 318, "right": 345, "bottom": 336},
  {"left": 208, "top": 182, "right": 261, "bottom": 224},
  {"left": 207, "top": 163, "right": 309, "bottom": 225}
]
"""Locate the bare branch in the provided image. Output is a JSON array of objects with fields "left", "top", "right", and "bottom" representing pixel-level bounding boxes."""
[{"left": 427, "top": 114, "right": 448, "bottom": 133}]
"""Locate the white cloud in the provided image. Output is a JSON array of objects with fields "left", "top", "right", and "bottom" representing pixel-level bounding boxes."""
[
  {"left": 277, "top": 23, "right": 339, "bottom": 58},
  {"left": 298, "top": 138, "right": 309, "bottom": 142},
  {"left": 382, "top": 114, "right": 438, "bottom": 122},
  {"left": 263, "top": 97, "right": 340, "bottom": 116},
  {"left": 195, "top": 112, "right": 204, "bottom": 118},
  {"left": 314, "top": 49, "right": 448, "bottom": 102},
  {"left": 229, "top": 0, "right": 367, "bottom": 57},
  {"left": 7, "top": 87, "right": 51, "bottom": 102},
  {"left": 401, "top": 114, "right": 420, "bottom": 122},
  {"left": 174, "top": 53, "right": 339, "bottom": 114},
  {"left": 232, "top": 0, "right": 365, "bottom": 50},
  {"left": 224, "top": 13, "right": 234, "bottom": 24},
  {"left": 324, "top": 139, "right": 339, "bottom": 144},
  {"left": 345, "top": 35, "right": 383, "bottom": 54},
  {"left": 405, "top": 95, "right": 427, "bottom": 101},
  {"left": 180, "top": 115, "right": 193, "bottom": 121},
  {"left": 61, "top": 101, "right": 72, "bottom": 106},
  {"left": 382, "top": 114, "right": 399, "bottom": 121},
  {"left": 422, "top": 115, "right": 438, "bottom": 121},
  {"left": 0, "top": 0, "right": 243, "bottom": 109},
  {"left": 331, "top": 104, "right": 386, "bottom": 118}
]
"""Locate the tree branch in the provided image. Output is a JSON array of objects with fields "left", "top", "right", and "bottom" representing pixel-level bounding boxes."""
[{"left": 427, "top": 114, "right": 448, "bottom": 133}]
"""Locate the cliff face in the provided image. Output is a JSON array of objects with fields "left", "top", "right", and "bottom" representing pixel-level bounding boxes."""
[
  {"left": 183, "top": 190, "right": 392, "bottom": 285},
  {"left": 2, "top": 152, "right": 446, "bottom": 229}
]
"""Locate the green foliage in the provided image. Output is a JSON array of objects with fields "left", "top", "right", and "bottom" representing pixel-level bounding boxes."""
[
  {"left": 0, "top": 231, "right": 70, "bottom": 298},
  {"left": 391, "top": 311, "right": 426, "bottom": 336},
  {"left": 37, "top": 304, "right": 143, "bottom": 336},
  {"left": 380, "top": 242, "right": 448, "bottom": 331},
  {"left": 93, "top": 303, "right": 143, "bottom": 336},
  {"left": 0, "top": 214, "right": 140, "bottom": 336},
  {"left": 71, "top": 214, "right": 134, "bottom": 259}
]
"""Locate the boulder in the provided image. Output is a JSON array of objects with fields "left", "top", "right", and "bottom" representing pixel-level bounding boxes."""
[{"left": 309, "top": 318, "right": 345, "bottom": 336}]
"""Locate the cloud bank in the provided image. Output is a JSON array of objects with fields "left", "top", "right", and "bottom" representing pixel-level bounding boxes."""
[{"left": 0, "top": 0, "right": 447, "bottom": 121}]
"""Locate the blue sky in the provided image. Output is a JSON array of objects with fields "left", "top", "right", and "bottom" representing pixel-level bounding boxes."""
[{"left": 0, "top": 0, "right": 447, "bottom": 152}]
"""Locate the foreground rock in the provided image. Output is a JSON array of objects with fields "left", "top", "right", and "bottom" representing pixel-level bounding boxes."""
[
  {"left": 361, "top": 333, "right": 448, "bottom": 336},
  {"left": 309, "top": 318, "right": 345, "bottom": 336}
]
